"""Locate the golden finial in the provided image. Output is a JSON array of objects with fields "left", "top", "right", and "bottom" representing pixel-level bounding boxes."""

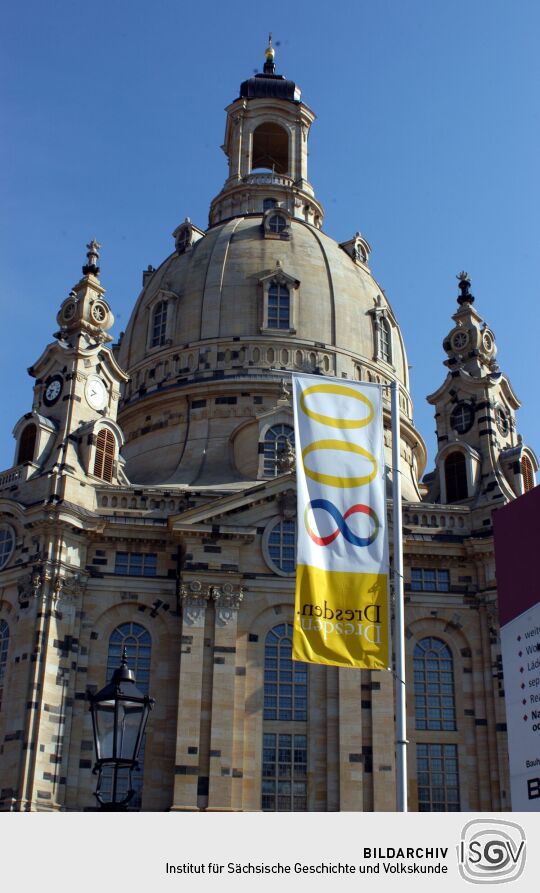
[{"left": 265, "top": 33, "right": 275, "bottom": 61}]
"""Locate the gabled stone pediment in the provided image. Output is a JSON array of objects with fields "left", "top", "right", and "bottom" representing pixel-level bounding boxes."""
[
  {"left": 258, "top": 261, "right": 299, "bottom": 289},
  {"left": 168, "top": 474, "right": 296, "bottom": 530}
]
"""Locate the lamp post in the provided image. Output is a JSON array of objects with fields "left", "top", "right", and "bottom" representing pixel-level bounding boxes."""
[{"left": 89, "top": 648, "right": 154, "bottom": 810}]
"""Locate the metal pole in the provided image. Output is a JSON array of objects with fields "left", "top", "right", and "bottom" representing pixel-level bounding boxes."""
[{"left": 391, "top": 380, "right": 408, "bottom": 811}]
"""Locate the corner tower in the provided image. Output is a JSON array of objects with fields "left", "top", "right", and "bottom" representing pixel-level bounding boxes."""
[
  {"left": 210, "top": 37, "right": 323, "bottom": 228},
  {"left": 425, "top": 273, "right": 538, "bottom": 514}
]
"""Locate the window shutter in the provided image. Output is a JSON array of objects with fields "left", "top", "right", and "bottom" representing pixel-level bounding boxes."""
[
  {"left": 94, "top": 429, "right": 115, "bottom": 482},
  {"left": 522, "top": 456, "right": 534, "bottom": 492}
]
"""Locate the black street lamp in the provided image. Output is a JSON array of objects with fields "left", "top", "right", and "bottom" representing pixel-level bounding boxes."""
[{"left": 89, "top": 649, "right": 154, "bottom": 810}]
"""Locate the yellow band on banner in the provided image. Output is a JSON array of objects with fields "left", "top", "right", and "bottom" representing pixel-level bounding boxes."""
[
  {"left": 293, "top": 564, "right": 389, "bottom": 670},
  {"left": 301, "top": 439, "right": 378, "bottom": 488},
  {"left": 299, "top": 384, "right": 374, "bottom": 429}
]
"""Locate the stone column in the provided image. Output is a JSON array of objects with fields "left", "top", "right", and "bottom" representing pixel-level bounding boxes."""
[
  {"left": 171, "top": 581, "right": 209, "bottom": 810},
  {"left": 207, "top": 584, "right": 243, "bottom": 811}
]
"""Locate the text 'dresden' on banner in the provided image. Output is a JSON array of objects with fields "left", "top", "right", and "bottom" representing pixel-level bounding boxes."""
[{"left": 292, "top": 374, "right": 390, "bottom": 670}]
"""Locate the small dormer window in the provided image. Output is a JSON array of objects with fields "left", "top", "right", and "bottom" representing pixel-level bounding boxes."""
[
  {"left": 378, "top": 317, "right": 392, "bottom": 363},
  {"left": 263, "top": 208, "right": 291, "bottom": 240},
  {"left": 259, "top": 264, "right": 298, "bottom": 333},
  {"left": 354, "top": 241, "right": 367, "bottom": 263},
  {"left": 269, "top": 214, "right": 286, "bottom": 234},
  {"left": 176, "top": 229, "right": 191, "bottom": 253},
  {"left": 268, "top": 281, "right": 290, "bottom": 329},
  {"left": 263, "top": 198, "right": 277, "bottom": 211},
  {"left": 151, "top": 301, "right": 168, "bottom": 348}
]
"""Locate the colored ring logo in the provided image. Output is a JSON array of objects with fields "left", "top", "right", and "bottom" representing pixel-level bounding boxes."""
[
  {"left": 301, "top": 439, "right": 378, "bottom": 488},
  {"left": 300, "top": 384, "right": 374, "bottom": 429},
  {"left": 304, "top": 499, "right": 380, "bottom": 547}
]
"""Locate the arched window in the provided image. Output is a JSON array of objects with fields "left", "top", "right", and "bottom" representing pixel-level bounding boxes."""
[
  {"left": 93, "top": 429, "right": 115, "bottom": 482},
  {"left": 0, "top": 620, "right": 9, "bottom": 711},
  {"left": 263, "top": 198, "right": 277, "bottom": 211},
  {"left": 413, "top": 637, "right": 456, "bottom": 731},
  {"left": 151, "top": 301, "right": 168, "bottom": 348},
  {"left": 252, "top": 122, "right": 289, "bottom": 173},
  {"left": 262, "top": 623, "right": 307, "bottom": 811},
  {"left": 522, "top": 456, "right": 535, "bottom": 492},
  {"left": 17, "top": 423, "right": 37, "bottom": 464},
  {"left": 414, "top": 637, "right": 459, "bottom": 810},
  {"left": 445, "top": 451, "right": 467, "bottom": 502},
  {"left": 267, "top": 281, "right": 290, "bottom": 328},
  {"left": 264, "top": 424, "right": 294, "bottom": 475},
  {"left": 268, "top": 215, "right": 286, "bottom": 234},
  {"left": 378, "top": 317, "right": 392, "bottom": 363},
  {"left": 100, "top": 622, "right": 152, "bottom": 808}
]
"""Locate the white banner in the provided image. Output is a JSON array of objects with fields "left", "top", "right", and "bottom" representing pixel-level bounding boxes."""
[{"left": 292, "top": 374, "right": 390, "bottom": 669}]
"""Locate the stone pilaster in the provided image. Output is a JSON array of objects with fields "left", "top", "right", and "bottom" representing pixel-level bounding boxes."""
[
  {"left": 338, "top": 666, "right": 364, "bottom": 810},
  {"left": 171, "top": 581, "right": 209, "bottom": 810},
  {"left": 207, "top": 584, "right": 243, "bottom": 810},
  {"left": 371, "top": 669, "right": 397, "bottom": 811}
]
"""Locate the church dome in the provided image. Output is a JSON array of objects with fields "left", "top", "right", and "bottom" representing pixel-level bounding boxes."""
[{"left": 115, "top": 50, "right": 426, "bottom": 497}]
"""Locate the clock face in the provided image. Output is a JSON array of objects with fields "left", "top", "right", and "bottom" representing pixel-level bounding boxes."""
[
  {"left": 85, "top": 376, "right": 108, "bottom": 411},
  {"left": 43, "top": 375, "right": 63, "bottom": 406},
  {"left": 483, "top": 331, "right": 494, "bottom": 352}
]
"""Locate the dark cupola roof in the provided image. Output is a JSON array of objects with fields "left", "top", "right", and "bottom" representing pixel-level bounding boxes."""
[{"left": 239, "top": 35, "right": 301, "bottom": 102}]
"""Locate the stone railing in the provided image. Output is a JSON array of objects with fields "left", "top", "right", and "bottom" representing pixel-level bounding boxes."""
[
  {"left": 403, "top": 503, "right": 471, "bottom": 533},
  {"left": 245, "top": 173, "right": 294, "bottom": 187},
  {"left": 97, "top": 488, "right": 191, "bottom": 515},
  {"left": 0, "top": 465, "right": 23, "bottom": 490}
]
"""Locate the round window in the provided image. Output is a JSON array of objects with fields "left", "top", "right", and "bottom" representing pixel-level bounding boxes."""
[
  {"left": 451, "top": 330, "right": 469, "bottom": 351},
  {"left": 262, "top": 518, "right": 296, "bottom": 576},
  {"left": 0, "top": 526, "right": 15, "bottom": 570},
  {"left": 450, "top": 403, "right": 474, "bottom": 434},
  {"left": 91, "top": 302, "right": 107, "bottom": 323},
  {"left": 483, "top": 331, "right": 494, "bottom": 352},
  {"left": 62, "top": 301, "right": 76, "bottom": 321}
]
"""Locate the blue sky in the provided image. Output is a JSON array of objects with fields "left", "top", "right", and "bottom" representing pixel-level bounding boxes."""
[{"left": 2, "top": 1, "right": 539, "bottom": 475}]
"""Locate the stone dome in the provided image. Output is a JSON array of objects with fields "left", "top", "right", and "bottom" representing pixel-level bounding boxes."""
[
  {"left": 119, "top": 215, "right": 407, "bottom": 378},
  {"left": 116, "top": 215, "right": 425, "bottom": 498}
]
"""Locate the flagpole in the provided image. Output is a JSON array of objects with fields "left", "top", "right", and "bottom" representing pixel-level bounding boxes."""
[{"left": 391, "top": 379, "right": 408, "bottom": 812}]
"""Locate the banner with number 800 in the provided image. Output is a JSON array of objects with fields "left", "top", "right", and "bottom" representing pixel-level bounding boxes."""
[{"left": 292, "top": 374, "right": 390, "bottom": 670}]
